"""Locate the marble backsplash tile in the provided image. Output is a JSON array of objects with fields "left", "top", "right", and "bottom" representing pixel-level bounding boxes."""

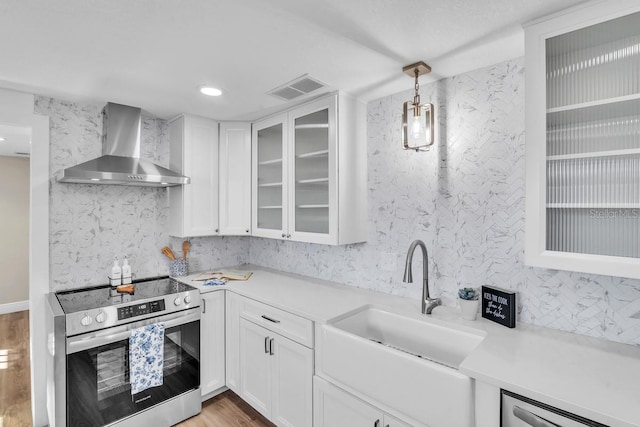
[{"left": 250, "top": 58, "right": 640, "bottom": 346}]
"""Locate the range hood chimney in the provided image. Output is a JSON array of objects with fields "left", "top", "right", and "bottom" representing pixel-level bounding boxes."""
[{"left": 58, "top": 102, "right": 189, "bottom": 187}]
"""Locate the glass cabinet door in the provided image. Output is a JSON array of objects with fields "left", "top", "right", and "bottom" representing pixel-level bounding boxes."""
[
  {"left": 255, "top": 121, "right": 285, "bottom": 233},
  {"left": 544, "top": 11, "right": 640, "bottom": 258},
  {"left": 292, "top": 108, "right": 330, "bottom": 234}
]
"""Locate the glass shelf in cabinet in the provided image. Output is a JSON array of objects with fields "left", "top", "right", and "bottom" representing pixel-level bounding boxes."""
[
  {"left": 296, "top": 149, "right": 329, "bottom": 159},
  {"left": 294, "top": 123, "right": 329, "bottom": 130},
  {"left": 296, "top": 204, "right": 330, "bottom": 209},
  {"left": 547, "top": 93, "right": 640, "bottom": 115},
  {"left": 297, "top": 177, "right": 329, "bottom": 184},
  {"left": 258, "top": 158, "right": 283, "bottom": 166},
  {"left": 547, "top": 203, "right": 640, "bottom": 208},
  {"left": 258, "top": 181, "right": 283, "bottom": 187},
  {"left": 546, "top": 148, "right": 640, "bottom": 160}
]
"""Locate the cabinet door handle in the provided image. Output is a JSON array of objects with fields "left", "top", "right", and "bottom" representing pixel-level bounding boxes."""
[
  {"left": 264, "top": 336, "right": 270, "bottom": 354},
  {"left": 269, "top": 338, "right": 275, "bottom": 355},
  {"left": 513, "top": 405, "right": 561, "bottom": 427},
  {"left": 287, "top": 234, "right": 291, "bottom": 239},
  {"left": 202, "top": 299, "right": 206, "bottom": 314},
  {"left": 261, "top": 315, "right": 280, "bottom": 323},
  {"left": 374, "top": 420, "right": 380, "bottom": 427},
  {"left": 282, "top": 233, "right": 286, "bottom": 238}
]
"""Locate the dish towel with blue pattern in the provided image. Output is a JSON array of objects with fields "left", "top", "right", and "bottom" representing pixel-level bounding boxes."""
[{"left": 129, "top": 323, "right": 165, "bottom": 394}]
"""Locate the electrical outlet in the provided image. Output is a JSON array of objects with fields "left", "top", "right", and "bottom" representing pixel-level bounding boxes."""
[{"left": 379, "top": 252, "right": 397, "bottom": 271}]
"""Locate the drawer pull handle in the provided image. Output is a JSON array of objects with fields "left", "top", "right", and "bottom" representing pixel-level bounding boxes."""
[
  {"left": 261, "top": 315, "right": 281, "bottom": 323},
  {"left": 513, "top": 405, "right": 561, "bottom": 427},
  {"left": 264, "top": 336, "right": 270, "bottom": 354},
  {"left": 269, "top": 338, "right": 275, "bottom": 355}
]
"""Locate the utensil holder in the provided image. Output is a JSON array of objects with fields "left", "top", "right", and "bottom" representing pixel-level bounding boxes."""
[{"left": 170, "top": 259, "right": 188, "bottom": 277}]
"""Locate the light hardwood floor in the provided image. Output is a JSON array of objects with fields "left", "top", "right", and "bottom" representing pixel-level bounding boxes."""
[
  {"left": 176, "top": 391, "right": 275, "bottom": 427},
  {"left": 0, "top": 310, "right": 32, "bottom": 427}
]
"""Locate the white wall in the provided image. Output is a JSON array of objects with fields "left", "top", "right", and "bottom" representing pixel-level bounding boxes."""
[
  {"left": 250, "top": 58, "right": 640, "bottom": 347},
  {"left": 0, "top": 155, "right": 29, "bottom": 305}
]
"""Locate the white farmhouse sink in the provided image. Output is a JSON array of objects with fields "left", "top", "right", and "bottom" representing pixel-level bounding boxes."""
[{"left": 316, "top": 305, "right": 486, "bottom": 427}]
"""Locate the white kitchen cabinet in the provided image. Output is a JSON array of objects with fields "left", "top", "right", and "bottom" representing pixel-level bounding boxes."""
[
  {"left": 313, "top": 377, "right": 411, "bottom": 427},
  {"left": 252, "top": 92, "right": 367, "bottom": 245},
  {"left": 239, "top": 318, "right": 271, "bottom": 416},
  {"left": 225, "top": 291, "right": 241, "bottom": 393},
  {"left": 169, "top": 115, "right": 220, "bottom": 237},
  {"left": 524, "top": 0, "right": 640, "bottom": 278},
  {"left": 219, "top": 122, "right": 252, "bottom": 236},
  {"left": 239, "top": 318, "right": 313, "bottom": 427},
  {"left": 200, "top": 290, "right": 226, "bottom": 398}
]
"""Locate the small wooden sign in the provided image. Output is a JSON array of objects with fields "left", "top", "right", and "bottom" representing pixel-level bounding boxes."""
[{"left": 481, "top": 285, "right": 517, "bottom": 328}]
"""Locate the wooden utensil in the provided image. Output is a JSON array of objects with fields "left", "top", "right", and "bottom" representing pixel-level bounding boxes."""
[
  {"left": 116, "top": 284, "right": 135, "bottom": 295},
  {"left": 161, "top": 246, "right": 176, "bottom": 261},
  {"left": 182, "top": 240, "right": 191, "bottom": 260}
]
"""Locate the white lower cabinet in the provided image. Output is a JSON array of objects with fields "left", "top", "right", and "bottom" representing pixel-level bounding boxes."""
[
  {"left": 225, "top": 291, "right": 241, "bottom": 393},
  {"left": 239, "top": 318, "right": 313, "bottom": 427},
  {"left": 314, "top": 377, "right": 411, "bottom": 427},
  {"left": 200, "top": 290, "right": 226, "bottom": 397}
]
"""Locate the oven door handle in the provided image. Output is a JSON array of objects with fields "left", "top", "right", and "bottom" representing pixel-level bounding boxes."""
[{"left": 66, "top": 309, "right": 200, "bottom": 354}]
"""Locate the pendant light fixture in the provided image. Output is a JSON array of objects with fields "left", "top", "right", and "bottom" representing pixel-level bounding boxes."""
[{"left": 402, "top": 61, "right": 434, "bottom": 151}]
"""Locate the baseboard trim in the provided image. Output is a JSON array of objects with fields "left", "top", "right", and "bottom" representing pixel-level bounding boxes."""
[{"left": 0, "top": 300, "right": 29, "bottom": 314}]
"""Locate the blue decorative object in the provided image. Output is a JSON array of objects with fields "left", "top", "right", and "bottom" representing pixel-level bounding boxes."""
[
  {"left": 203, "top": 279, "right": 227, "bottom": 286},
  {"left": 129, "top": 323, "right": 165, "bottom": 394},
  {"left": 170, "top": 259, "right": 188, "bottom": 277},
  {"left": 458, "top": 287, "right": 478, "bottom": 301}
]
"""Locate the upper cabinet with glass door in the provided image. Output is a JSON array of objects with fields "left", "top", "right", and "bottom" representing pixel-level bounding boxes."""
[
  {"left": 524, "top": 0, "right": 640, "bottom": 278},
  {"left": 252, "top": 92, "right": 367, "bottom": 245}
]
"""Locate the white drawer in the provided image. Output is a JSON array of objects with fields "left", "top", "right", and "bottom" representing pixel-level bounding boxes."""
[{"left": 239, "top": 296, "right": 313, "bottom": 348}]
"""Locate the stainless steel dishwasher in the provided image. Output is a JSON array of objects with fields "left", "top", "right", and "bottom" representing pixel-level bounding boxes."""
[{"left": 501, "top": 390, "right": 608, "bottom": 427}]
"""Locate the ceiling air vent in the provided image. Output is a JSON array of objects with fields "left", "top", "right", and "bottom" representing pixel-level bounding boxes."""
[{"left": 268, "top": 74, "right": 326, "bottom": 101}]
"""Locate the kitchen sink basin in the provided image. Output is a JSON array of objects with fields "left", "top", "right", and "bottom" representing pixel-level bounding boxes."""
[{"left": 316, "top": 305, "right": 486, "bottom": 426}]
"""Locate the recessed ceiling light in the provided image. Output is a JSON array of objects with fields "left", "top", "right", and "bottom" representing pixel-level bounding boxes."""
[{"left": 199, "top": 86, "right": 222, "bottom": 97}]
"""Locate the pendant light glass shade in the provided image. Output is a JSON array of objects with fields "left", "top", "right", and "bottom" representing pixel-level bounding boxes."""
[{"left": 402, "top": 101, "right": 433, "bottom": 151}]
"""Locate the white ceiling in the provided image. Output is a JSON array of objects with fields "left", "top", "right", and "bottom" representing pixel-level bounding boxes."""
[{"left": 0, "top": 0, "right": 588, "bottom": 121}]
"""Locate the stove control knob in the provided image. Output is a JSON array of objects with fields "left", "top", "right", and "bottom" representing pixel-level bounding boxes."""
[
  {"left": 95, "top": 311, "right": 106, "bottom": 323},
  {"left": 81, "top": 314, "right": 93, "bottom": 326},
  {"left": 184, "top": 294, "right": 192, "bottom": 304},
  {"left": 174, "top": 297, "right": 182, "bottom": 306}
]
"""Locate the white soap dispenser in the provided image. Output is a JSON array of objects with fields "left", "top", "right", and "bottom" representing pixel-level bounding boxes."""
[
  {"left": 110, "top": 257, "right": 122, "bottom": 286},
  {"left": 122, "top": 257, "right": 132, "bottom": 285}
]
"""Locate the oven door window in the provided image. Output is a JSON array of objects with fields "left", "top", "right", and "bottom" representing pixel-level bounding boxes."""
[{"left": 66, "top": 320, "right": 199, "bottom": 426}]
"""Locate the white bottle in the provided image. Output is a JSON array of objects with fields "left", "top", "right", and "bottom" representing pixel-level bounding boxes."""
[
  {"left": 122, "top": 257, "right": 132, "bottom": 285},
  {"left": 111, "top": 258, "right": 122, "bottom": 286}
]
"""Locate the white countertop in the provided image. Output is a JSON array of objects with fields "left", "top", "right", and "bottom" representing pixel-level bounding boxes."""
[{"left": 176, "top": 265, "right": 640, "bottom": 427}]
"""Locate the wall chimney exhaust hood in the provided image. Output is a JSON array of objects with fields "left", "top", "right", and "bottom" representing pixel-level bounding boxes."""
[{"left": 58, "top": 102, "right": 190, "bottom": 187}]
